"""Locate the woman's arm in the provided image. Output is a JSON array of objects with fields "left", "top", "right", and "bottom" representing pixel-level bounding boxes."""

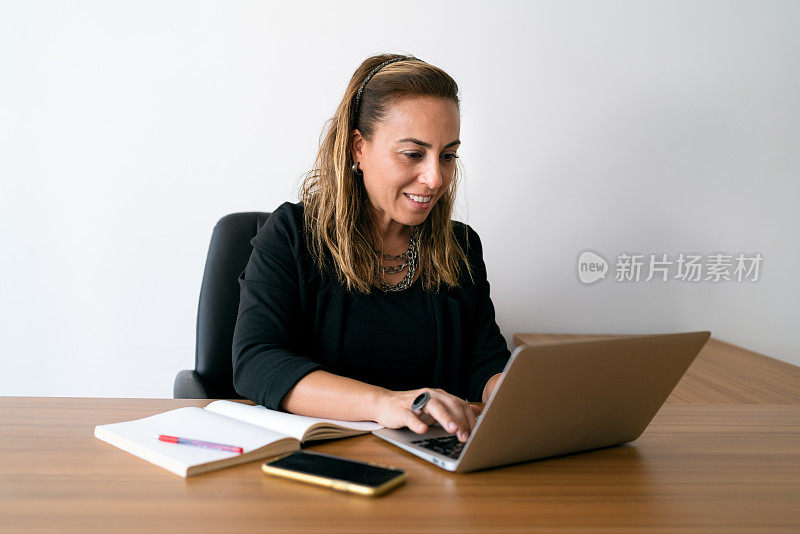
[
  {"left": 232, "top": 204, "right": 326, "bottom": 410},
  {"left": 280, "top": 369, "right": 386, "bottom": 421},
  {"left": 282, "top": 370, "right": 480, "bottom": 442},
  {"left": 463, "top": 224, "right": 512, "bottom": 402}
]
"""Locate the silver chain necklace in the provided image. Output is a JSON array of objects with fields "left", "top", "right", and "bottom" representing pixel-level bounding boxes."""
[{"left": 373, "top": 226, "right": 420, "bottom": 292}]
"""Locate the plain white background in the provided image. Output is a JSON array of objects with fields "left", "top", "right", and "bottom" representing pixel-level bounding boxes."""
[{"left": 1, "top": 1, "right": 798, "bottom": 397}]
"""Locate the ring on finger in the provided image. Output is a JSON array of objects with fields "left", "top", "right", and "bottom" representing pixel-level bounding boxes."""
[{"left": 411, "top": 391, "right": 430, "bottom": 415}]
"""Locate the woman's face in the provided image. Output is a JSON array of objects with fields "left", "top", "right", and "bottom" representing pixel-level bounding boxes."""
[{"left": 352, "top": 95, "right": 460, "bottom": 239}]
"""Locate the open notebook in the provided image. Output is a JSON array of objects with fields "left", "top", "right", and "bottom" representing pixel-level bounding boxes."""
[{"left": 94, "top": 400, "right": 383, "bottom": 478}]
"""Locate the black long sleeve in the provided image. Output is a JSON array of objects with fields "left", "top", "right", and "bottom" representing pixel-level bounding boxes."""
[
  {"left": 462, "top": 227, "right": 511, "bottom": 402},
  {"left": 231, "top": 208, "right": 325, "bottom": 410}
]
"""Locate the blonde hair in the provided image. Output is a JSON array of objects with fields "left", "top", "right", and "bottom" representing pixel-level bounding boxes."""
[{"left": 299, "top": 53, "right": 473, "bottom": 295}]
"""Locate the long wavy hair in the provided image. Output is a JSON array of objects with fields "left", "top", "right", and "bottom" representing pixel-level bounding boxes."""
[{"left": 299, "top": 53, "right": 473, "bottom": 295}]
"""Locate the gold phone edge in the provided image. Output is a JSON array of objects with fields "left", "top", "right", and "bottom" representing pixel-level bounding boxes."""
[{"left": 260, "top": 451, "right": 407, "bottom": 497}]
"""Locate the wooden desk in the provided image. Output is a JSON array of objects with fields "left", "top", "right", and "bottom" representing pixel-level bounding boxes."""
[
  {"left": 2, "top": 336, "right": 800, "bottom": 532},
  {"left": 514, "top": 334, "right": 800, "bottom": 405}
]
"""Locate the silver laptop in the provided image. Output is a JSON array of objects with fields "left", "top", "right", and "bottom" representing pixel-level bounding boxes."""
[{"left": 372, "top": 330, "right": 711, "bottom": 473}]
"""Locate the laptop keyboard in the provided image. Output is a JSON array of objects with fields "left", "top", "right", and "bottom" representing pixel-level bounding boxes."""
[{"left": 411, "top": 435, "right": 465, "bottom": 459}]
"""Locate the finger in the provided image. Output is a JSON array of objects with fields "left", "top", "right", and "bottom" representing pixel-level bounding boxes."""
[
  {"left": 457, "top": 399, "right": 479, "bottom": 429},
  {"left": 424, "top": 397, "right": 463, "bottom": 436},
  {"left": 419, "top": 412, "right": 437, "bottom": 426},
  {"left": 404, "top": 411, "right": 429, "bottom": 434},
  {"left": 451, "top": 401, "right": 476, "bottom": 442},
  {"left": 439, "top": 396, "right": 472, "bottom": 438},
  {"left": 462, "top": 402, "right": 477, "bottom": 435}
]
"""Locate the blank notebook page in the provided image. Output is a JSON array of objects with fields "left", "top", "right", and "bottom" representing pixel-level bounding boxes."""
[{"left": 94, "top": 406, "right": 291, "bottom": 467}]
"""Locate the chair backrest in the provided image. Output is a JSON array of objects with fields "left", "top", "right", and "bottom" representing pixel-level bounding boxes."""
[{"left": 194, "top": 211, "right": 271, "bottom": 399}]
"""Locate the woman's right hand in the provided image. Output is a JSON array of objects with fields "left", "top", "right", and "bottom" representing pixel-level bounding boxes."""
[{"left": 372, "top": 387, "right": 482, "bottom": 443}]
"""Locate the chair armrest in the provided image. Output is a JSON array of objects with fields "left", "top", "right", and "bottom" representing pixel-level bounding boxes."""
[{"left": 173, "top": 369, "right": 210, "bottom": 399}]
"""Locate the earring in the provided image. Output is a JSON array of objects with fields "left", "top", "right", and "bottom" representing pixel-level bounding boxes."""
[{"left": 351, "top": 161, "right": 363, "bottom": 176}]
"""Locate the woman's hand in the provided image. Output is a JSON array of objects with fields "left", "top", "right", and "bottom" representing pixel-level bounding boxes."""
[
  {"left": 483, "top": 372, "right": 504, "bottom": 403},
  {"left": 373, "top": 387, "right": 483, "bottom": 443}
]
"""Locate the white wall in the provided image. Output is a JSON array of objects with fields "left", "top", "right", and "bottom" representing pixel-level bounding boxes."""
[{"left": 1, "top": 1, "right": 798, "bottom": 397}]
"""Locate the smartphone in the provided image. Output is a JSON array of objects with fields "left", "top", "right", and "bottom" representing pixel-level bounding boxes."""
[{"left": 261, "top": 450, "right": 407, "bottom": 497}]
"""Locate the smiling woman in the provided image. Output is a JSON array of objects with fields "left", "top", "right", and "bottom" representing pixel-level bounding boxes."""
[
  {"left": 353, "top": 96, "right": 461, "bottom": 241},
  {"left": 232, "top": 53, "right": 510, "bottom": 445},
  {"left": 301, "top": 54, "right": 473, "bottom": 295}
]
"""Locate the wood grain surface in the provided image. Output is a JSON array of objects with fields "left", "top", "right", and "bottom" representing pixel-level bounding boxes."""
[
  {"left": 513, "top": 334, "right": 800, "bottom": 405},
  {"left": 1, "top": 397, "right": 799, "bottom": 533}
]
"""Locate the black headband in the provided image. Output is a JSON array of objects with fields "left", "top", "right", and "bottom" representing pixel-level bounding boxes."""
[{"left": 352, "top": 55, "right": 420, "bottom": 120}]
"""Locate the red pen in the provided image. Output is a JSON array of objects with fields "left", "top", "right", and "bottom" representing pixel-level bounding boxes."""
[{"left": 154, "top": 434, "right": 243, "bottom": 454}]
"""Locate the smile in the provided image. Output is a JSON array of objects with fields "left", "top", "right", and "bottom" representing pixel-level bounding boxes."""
[{"left": 404, "top": 193, "right": 432, "bottom": 203}]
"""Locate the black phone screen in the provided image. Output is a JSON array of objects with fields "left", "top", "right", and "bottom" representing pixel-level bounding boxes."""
[{"left": 266, "top": 450, "right": 404, "bottom": 487}]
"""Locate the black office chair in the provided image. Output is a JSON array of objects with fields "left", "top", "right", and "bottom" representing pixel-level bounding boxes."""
[{"left": 173, "top": 211, "right": 271, "bottom": 399}]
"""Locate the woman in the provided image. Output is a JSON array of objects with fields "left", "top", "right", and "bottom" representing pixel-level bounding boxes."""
[{"left": 232, "top": 53, "right": 509, "bottom": 444}]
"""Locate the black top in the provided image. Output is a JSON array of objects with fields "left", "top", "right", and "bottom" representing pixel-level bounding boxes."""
[
  {"left": 231, "top": 201, "right": 511, "bottom": 411},
  {"left": 343, "top": 274, "right": 437, "bottom": 392}
]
